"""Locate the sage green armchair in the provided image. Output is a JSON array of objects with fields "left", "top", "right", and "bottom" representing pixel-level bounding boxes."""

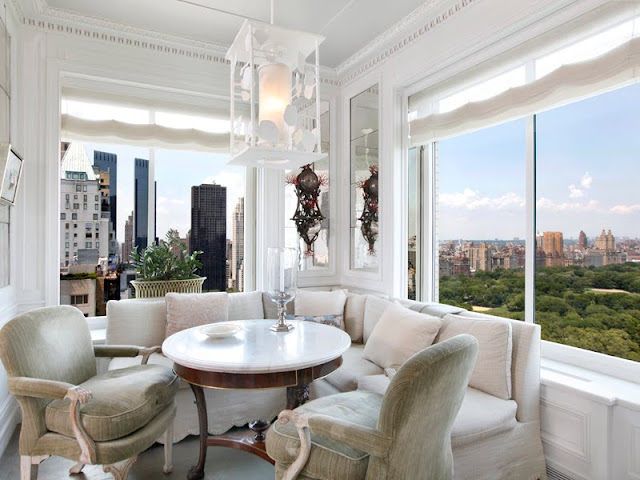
[
  {"left": 0, "top": 305, "right": 178, "bottom": 480},
  {"left": 266, "top": 334, "right": 479, "bottom": 480}
]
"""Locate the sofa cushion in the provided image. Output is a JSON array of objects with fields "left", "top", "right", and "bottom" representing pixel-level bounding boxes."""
[
  {"left": 451, "top": 387, "right": 517, "bottom": 448},
  {"left": 45, "top": 364, "right": 178, "bottom": 442},
  {"left": 106, "top": 298, "right": 167, "bottom": 348},
  {"left": 357, "top": 374, "right": 391, "bottom": 395},
  {"left": 363, "top": 303, "right": 442, "bottom": 369},
  {"left": 363, "top": 296, "right": 393, "bottom": 343},
  {"left": 267, "top": 391, "right": 382, "bottom": 479},
  {"left": 344, "top": 293, "right": 367, "bottom": 342},
  {"left": 228, "top": 290, "right": 265, "bottom": 320},
  {"left": 294, "top": 289, "right": 347, "bottom": 316},
  {"left": 438, "top": 314, "right": 513, "bottom": 400},
  {"left": 285, "top": 314, "right": 344, "bottom": 329},
  {"left": 397, "top": 300, "right": 468, "bottom": 318},
  {"left": 324, "top": 344, "right": 383, "bottom": 392},
  {"left": 165, "top": 292, "right": 229, "bottom": 338},
  {"left": 109, "top": 353, "right": 190, "bottom": 390}
]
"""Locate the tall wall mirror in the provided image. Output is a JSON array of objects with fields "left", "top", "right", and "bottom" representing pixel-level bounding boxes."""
[{"left": 350, "top": 86, "right": 379, "bottom": 271}]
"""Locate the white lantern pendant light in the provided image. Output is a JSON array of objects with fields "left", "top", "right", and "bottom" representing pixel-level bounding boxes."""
[{"left": 226, "top": 0, "right": 327, "bottom": 168}]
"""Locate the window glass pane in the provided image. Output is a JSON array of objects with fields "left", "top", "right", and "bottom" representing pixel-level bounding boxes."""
[
  {"left": 407, "top": 147, "right": 420, "bottom": 300},
  {"left": 436, "top": 119, "right": 526, "bottom": 319},
  {"left": 350, "top": 86, "right": 379, "bottom": 271},
  {"left": 536, "top": 82, "right": 640, "bottom": 361}
]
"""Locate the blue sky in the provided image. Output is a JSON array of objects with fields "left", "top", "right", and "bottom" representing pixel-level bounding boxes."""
[
  {"left": 82, "top": 143, "right": 244, "bottom": 242},
  {"left": 438, "top": 81, "right": 640, "bottom": 241}
]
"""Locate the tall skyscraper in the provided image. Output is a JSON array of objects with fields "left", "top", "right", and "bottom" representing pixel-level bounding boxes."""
[
  {"left": 469, "top": 242, "right": 491, "bottom": 272},
  {"left": 190, "top": 183, "right": 227, "bottom": 291},
  {"left": 122, "top": 211, "right": 134, "bottom": 263},
  {"left": 134, "top": 158, "right": 157, "bottom": 250},
  {"left": 93, "top": 151, "right": 117, "bottom": 242},
  {"left": 231, "top": 197, "right": 244, "bottom": 291}
]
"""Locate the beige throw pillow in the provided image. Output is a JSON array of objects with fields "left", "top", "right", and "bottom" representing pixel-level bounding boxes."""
[
  {"left": 362, "top": 295, "right": 394, "bottom": 343},
  {"left": 437, "top": 314, "right": 513, "bottom": 400},
  {"left": 165, "top": 292, "right": 229, "bottom": 338},
  {"left": 363, "top": 303, "right": 442, "bottom": 369},
  {"left": 294, "top": 289, "right": 347, "bottom": 316}
]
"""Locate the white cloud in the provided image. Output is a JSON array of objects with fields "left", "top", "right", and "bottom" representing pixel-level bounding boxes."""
[
  {"left": 568, "top": 171, "right": 592, "bottom": 198},
  {"left": 439, "top": 189, "right": 524, "bottom": 210},
  {"left": 537, "top": 197, "right": 599, "bottom": 212},
  {"left": 610, "top": 204, "right": 640, "bottom": 214},
  {"left": 568, "top": 184, "right": 584, "bottom": 198}
]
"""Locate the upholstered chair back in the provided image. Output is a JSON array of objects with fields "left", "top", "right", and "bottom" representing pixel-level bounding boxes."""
[
  {"left": 0, "top": 305, "right": 97, "bottom": 452},
  {"left": 369, "top": 334, "right": 478, "bottom": 480}
]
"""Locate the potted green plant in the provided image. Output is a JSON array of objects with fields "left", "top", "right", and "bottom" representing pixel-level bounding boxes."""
[{"left": 130, "top": 229, "right": 205, "bottom": 298}]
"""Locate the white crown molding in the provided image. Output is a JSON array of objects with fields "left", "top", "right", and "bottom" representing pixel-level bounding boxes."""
[
  {"left": 336, "top": 0, "right": 478, "bottom": 85},
  {"left": 39, "top": 4, "right": 230, "bottom": 56}
]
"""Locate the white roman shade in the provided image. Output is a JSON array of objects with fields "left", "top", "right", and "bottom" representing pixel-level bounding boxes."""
[
  {"left": 60, "top": 114, "right": 230, "bottom": 153},
  {"left": 409, "top": 36, "right": 640, "bottom": 145}
]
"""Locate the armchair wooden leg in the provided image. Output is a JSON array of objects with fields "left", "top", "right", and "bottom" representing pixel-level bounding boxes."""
[
  {"left": 69, "top": 462, "right": 85, "bottom": 474},
  {"left": 103, "top": 456, "right": 137, "bottom": 480},
  {"left": 20, "top": 455, "right": 49, "bottom": 480},
  {"left": 163, "top": 423, "right": 174, "bottom": 474}
]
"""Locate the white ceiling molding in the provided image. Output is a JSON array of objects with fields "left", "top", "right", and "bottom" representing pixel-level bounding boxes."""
[
  {"left": 335, "top": 0, "right": 448, "bottom": 76},
  {"left": 22, "top": 0, "right": 476, "bottom": 89},
  {"left": 338, "top": 0, "right": 478, "bottom": 85}
]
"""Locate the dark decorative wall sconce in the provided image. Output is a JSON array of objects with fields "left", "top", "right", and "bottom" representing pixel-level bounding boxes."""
[
  {"left": 358, "top": 165, "right": 379, "bottom": 255},
  {"left": 286, "top": 164, "right": 328, "bottom": 256}
]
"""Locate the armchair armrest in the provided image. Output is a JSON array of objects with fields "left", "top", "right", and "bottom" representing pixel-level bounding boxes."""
[
  {"left": 93, "top": 345, "right": 162, "bottom": 365},
  {"left": 8, "top": 377, "right": 96, "bottom": 464},
  {"left": 8, "top": 377, "right": 75, "bottom": 400},
  {"left": 277, "top": 410, "right": 391, "bottom": 480},
  {"left": 307, "top": 414, "right": 391, "bottom": 457}
]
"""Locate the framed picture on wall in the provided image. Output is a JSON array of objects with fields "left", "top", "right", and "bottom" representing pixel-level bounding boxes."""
[{"left": 0, "top": 143, "right": 23, "bottom": 205}]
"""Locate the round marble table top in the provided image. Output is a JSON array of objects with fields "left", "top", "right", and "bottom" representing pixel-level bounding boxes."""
[{"left": 162, "top": 320, "right": 351, "bottom": 374}]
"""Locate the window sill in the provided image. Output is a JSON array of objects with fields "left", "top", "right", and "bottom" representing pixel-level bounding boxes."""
[{"left": 540, "top": 355, "right": 640, "bottom": 412}]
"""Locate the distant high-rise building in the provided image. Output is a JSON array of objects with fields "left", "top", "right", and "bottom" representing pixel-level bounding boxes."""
[
  {"left": 578, "top": 230, "right": 588, "bottom": 250},
  {"left": 190, "top": 184, "right": 227, "bottom": 291},
  {"left": 543, "top": 232, "right": 564, "bottom": 257},
  {"left": 231, "top": 197, "right": 244, "bottom": 291},
  {"left": 594, "top": 229, "right": 615, "bottom": 251},
  {"left": 122, "top": 211, "right": 134, "bottom": 263},
  {"left": 59, "top": 144, "right": 107, "bottom": 268},
  {"left": 134, "top": 158, "right": 157, "bottom": 250},
  {"left": 93, "top": 151, "right": 117, "bottom": 243},
  {"left": 469, "top": 243, "right": 492, "bottom": 272}
]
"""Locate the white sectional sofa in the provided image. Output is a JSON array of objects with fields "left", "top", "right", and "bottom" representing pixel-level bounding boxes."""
[{"left": 101, "top": 289, "right": 547, "bottom": 480}]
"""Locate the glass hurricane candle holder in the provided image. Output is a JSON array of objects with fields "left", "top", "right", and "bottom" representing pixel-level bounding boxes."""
[{"left": 266, "top": 247, "right": 297, "bottom": 332}]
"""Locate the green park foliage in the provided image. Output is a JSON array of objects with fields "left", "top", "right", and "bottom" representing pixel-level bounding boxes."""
[{"left": 439, "top": 263, "right": 640, "bottom": 362}]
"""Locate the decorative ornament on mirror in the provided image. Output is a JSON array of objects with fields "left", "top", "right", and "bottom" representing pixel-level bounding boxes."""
[
  {"left": 286, "top": 165, "right": 328, "bottom": 256},
  {"left": 358, "top": 165, "right": 379, "bottom": 255}
]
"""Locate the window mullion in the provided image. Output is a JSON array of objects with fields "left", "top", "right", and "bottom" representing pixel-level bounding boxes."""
[{"left": 525, "top": 115, "right": 536, "bottom": 323}]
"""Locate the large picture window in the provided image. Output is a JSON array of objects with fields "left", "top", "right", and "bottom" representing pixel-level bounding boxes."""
[{"left": 536, "top": 83, "right": 640, "bottom": 361}]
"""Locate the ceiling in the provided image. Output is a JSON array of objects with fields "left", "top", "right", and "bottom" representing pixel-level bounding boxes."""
[{"left": 41, "top": 0, "right": 431, "bottom": 68}]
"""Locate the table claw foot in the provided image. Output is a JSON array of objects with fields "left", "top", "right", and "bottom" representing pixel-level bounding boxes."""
[{"left": 187, "top": 465, "right": 205, "bottom": 480}]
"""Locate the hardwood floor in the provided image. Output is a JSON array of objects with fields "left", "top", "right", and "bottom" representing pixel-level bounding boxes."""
[{"left": 0, "top": 426, "right": 275, "bottom": 480}]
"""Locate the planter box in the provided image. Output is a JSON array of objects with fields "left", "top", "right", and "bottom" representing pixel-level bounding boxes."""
[{"left": 130, "top": 277, "right": 206, "bottom": 298}]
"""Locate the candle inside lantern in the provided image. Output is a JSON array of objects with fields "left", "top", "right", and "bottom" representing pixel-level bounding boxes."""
[{"left": 258, "top": 63, "right": 291, "bottom": 145}]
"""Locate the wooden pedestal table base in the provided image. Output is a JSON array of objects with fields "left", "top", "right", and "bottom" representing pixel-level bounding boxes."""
[{"left": 178, "top": 359, "right": 343, "bottom": 480}]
